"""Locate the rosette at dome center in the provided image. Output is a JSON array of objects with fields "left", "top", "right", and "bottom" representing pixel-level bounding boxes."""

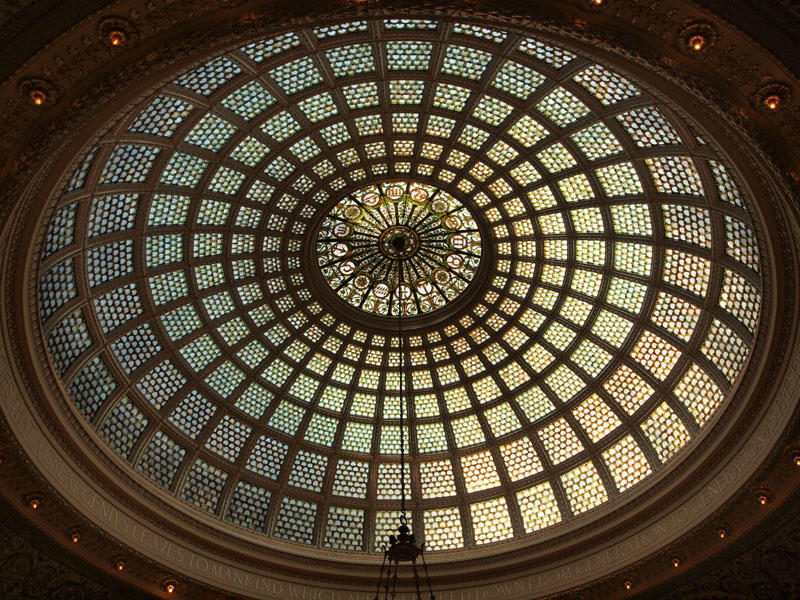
[{"left": 316, "top": 182, "right": 482, "bottom": 316}]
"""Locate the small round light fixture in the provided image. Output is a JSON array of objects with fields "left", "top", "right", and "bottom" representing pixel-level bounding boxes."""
[
  {"left": 766, "top": 95, "right": 782, "bottom": 110},
  {"left": 793, "top": 452, "right": 800, "bottom": 468},
  {"left": 678, "top": 22, "right": 715, "bottom": 55},
  {"left": 623, "top": 578, "right": 632, "bottom": 591},
  {"left": 115, "top": 559, "right": 126, "bottom": 571},
  {"left": 764, "top": 95, "right": 781, "bottom": 110},
  {"left": 70, "top": 530, "right": 81, "bottom": 543},
  {"left": 671, "top": 556, "right": 681, "bottom": 568},
  {"left": 689, "top": 34, "right": 706, "bottom": 52},
  {"left": 28, "top": 496, "right": 41, "bottom": 510},
  {"left": 30, "top": 90, "right": 46, "bottom": 105},
  {"left": 717, "top": 526, "right": 727, "bottom": 539},
  {"left": 19, "top": 78, "right": 54, "bottom": 107},
  {"left": 755, "top": 82, "right": 791, "bottom": 112},
  {"left": 108, "top": 29, "right": 127, "bottom": 46},
  {"left": 162, "top": 579, "right": 178, "bottom": 594},
  {"left": 99, "top": 17, "right": 131, "bottom": 48},
  {"left": 754, "top": 487, "right": 773, "bottom": 505}
]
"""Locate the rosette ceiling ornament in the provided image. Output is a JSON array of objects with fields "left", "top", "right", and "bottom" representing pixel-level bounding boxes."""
[{"left": 317, "top": 182, "right": 482, "bottom": 316}]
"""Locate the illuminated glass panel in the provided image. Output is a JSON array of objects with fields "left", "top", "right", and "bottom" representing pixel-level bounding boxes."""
[
  {"left": 461, "top": 450, "right": 501, "bottom": 493},
  {"left": 617, "top": 107, "right": 681, "bottom": 147},
  {"left": 500, "top": 437, "right": 542, "bottom": 481},
  {"left": 247, "top": 436, "right": 288, "bottom": 479},
  {"left": 673, "top": 363, "right": 725, "bottom": 426},
  {"left": 423, "top": 507, "right": 464, "bottom": 550},
  {"left": 226, "top": 481, "right": 271, "bottom": 531},
  {"left": 539, "top": 418, "right": 584, "bottom": 464},
  {"left": 518, "top": 38, "right": 576, "bottom": 67},
  {"left": 604, "top": 364, "right": 654, "bottom": 415},
  {"left": 130, "top": 95, "right": 194, "bottom": 137},
  {"left": 327, "top": 44, "right": 374, "bottom": 77},
  {"left": 240, "top": 33, "right": 301, "bottom": 62},
  {"left": 572, "top": 122, "right": 623, "bottom": 160},
  {"left": 288, "top": 451, "right": 328, "bottom": 492},
  {"left": 374, "top": 511, "right": 413, "bottom": 551},
  {"left": 572, "top": 394, "right": 621, "bottom": 442},
  {"left": 573, "top": 65, "right": 639, "bottom": 105},
  {"left": 386, "top": 41, "right": 432, "bottom": 70},
  {"left": 492, "top": 61, "right": 545, "bottom": 99},
  {"left": 324, "top": 506, "right": 364, "bottom": 550},
  {"left": 222, "top": 81, "right": 274, "bottom": 119},
  {"left": 662, "top": 204, "right": 712, "bottom": 248},
  {"left": 517, "top": 482, "right": 561, "bottom": 532},
  {"left": 471, "top": 497, "right": 513, "bottom": 544},
  {"left": 719, "top": 269, "right": 760, "bottom": 333},
  {"left": 536, "top": 87, "right": 589, "bottom": 127},
  {"left": 646, "top": 156, "right": 704, "bottom": 195},
  {"left": 641, "top": 402, "right": 691, "bottom": 463},
  {"left": 100, "top": 396, "right": 148, "bottom": 457},
  {"left": 181, "top": 459, "right": 227, "bottom": 512},
  {"left": 420, "top": 460, "right": 457, "bottom": 498},
  {"left": 701, "top": 319, "right": 748, "bottom": 383},
  {"left": 441, "top": 45, "right": 491, "bottom": 80},
  {"left": 137, "top": 431, "right": 185, "bottom": 488},
  {"left": 270, "top": 57, "right": 322, "bottom": 94},
  {"left": 596, "top": 162, "right": 643, "bottom": 196},
  {"left": 273, "top": 497, "right": 317, "bottom": 544},
  {"left": 100, "top": 144, "right": 160, "bottom": 184},
  {"left": 174, "top": 56, "right": 240, "bottom": 95},
  {"left": 206, "top": 415, "right": 250, "bottom": 460},
  {"left": 561, "top": 461, "right": 608, "bottom": 515},
  {"left": 376, "top": 463, "right": 412, "bottom": 499},
  {"left": 602, "top": 436, "right": 652, "bottom": 492},
  {"left": 508, "top": 115, "right": 548, "bottom": 147}
]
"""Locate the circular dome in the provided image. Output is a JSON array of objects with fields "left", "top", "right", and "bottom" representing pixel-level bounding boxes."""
[
  {"left": 317, "top": 182, "right": 482, "bottom": 316},
  {"left": 35, "top": 18, "right": 763, "bottom": 558}
]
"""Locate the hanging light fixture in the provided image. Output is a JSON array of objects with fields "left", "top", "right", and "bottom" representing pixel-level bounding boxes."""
[{"left": 374, "top": 231, "right": 435, "bottom": 600}]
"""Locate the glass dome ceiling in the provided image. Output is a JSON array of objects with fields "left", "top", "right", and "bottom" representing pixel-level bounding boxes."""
[{"left": 37, "top": 18, "right": 761, "bottom": 555}]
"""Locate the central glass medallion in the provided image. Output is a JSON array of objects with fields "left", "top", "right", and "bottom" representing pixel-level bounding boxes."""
[{"left": 316, "top": 182, "right": 482, "bottom": 316}]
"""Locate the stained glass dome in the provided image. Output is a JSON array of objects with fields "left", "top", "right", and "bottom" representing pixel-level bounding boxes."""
[
  {"left": 37, "top": 18, "right": 762, "bottom": 555},
  {"left": 317, "top": 182, "right": 482, "bottom": 316}
]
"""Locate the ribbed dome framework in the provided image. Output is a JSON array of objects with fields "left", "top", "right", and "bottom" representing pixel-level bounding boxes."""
[{"left": 37, "top": 18, "right": 762, "bottom": 556}]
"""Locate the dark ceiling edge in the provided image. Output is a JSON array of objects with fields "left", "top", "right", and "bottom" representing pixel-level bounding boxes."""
[
  {"left": 632, "top": 488, "right": 800, "bottom": 600},
  {"left": 3, "top": 0, "right": 800, "bottom": 85},
  {"left": 692, "top": 0, "right": 800, "bottom": 76},
  {"left": 3, "top": 483, "right": 800, "bottom": 600},
  {"left": 629, "top": 409, "right": 800, "bottom": 599},
  {"left": 0, "top": 0, "right": 112, "bottom": 82},
  {"left": 0, "top": 494, "right": 159, "bottom": 600}
]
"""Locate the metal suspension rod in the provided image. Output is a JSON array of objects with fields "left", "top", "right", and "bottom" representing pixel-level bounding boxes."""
[
  {"left": 412, "top": 558, "right": 423, "bottom": 600},
  {"left": 374, "top": 549, "right": 388, "bottom": 600},
  {"left": 384, "top": 554, "right": 392, "bottom": 599},
  {"left": 390, "top": 559, "right": 399, "bottom": 600},
  {"left": 420, "top": 545, "right": 436, "bottom": 600},
  {"left": 398, "top": 256, "right": 406, "bottom": 518}
]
